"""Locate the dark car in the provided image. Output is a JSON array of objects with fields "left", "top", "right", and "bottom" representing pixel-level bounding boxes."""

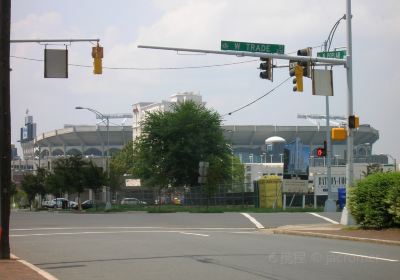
[{"left": 73, "top": 200, "right": 94, "bottom": 210}]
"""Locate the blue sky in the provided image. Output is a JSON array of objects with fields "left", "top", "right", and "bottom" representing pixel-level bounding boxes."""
[{"left": 10, "top": 0, "right": 400, "bottom": 161}]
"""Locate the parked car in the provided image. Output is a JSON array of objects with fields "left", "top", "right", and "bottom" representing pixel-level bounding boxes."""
[
  {"left": 46, "top": 198, "right": 76, "bottom": 209},
  {"left": 120, "top": 198, "right": 147, "bottom": 205},
  {"left": 73, "top": 200, "right": 94, "bottom": 210}
]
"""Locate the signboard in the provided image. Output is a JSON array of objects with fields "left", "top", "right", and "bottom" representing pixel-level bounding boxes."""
[
  {"left": 282, "top": 179, "right": 309, "bottom": 193},
  {"left": 317, "top": 50, "right": 346, "bottom": 59},
  {"left": 312, "top": 69, "right": 333, "bottom": 96},
  {"left": 125, "top": 179, "right": 141, "bottom": 187},
  {"left": 44, "top": 49, "right": 68, "bottom": 78},
  {"left": 313, "top": 174, "right": 346, "bottom": 195},
  {"left": 221, "top": 40, "right": 285, "bottom": 54}
]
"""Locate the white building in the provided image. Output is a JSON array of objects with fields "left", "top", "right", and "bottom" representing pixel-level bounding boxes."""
[{"left": 132, "top": 92, "right": 203, "bottom": 140}]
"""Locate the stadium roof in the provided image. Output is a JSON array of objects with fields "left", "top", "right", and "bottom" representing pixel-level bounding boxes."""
[{"left": 35, "top": 124, "right": 379, "bottom": 149}]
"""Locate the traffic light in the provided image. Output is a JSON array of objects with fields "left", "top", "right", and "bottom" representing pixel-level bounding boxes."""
[
  {"left": 259, "top": 58, "right": 273, "bottom": 81},
  {"left": 316, "top": 141, "right": 327, "bottom": 157},
  {"left": 348, "top": 115, "right": 360, "bottom": 129},
  {"left": 297, "top": 47, "right": 312, "bottom": 78},
  {"left": 289, "top": 64, "right": 303, "bottom": 92},
  {"left": 92, "top": 43, "right": 103, "bottom": 74}
]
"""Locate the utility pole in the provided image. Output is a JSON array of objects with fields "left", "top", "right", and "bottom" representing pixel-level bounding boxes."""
[{"left": 0, "top": 0, "right": 11, "bottom": 259}]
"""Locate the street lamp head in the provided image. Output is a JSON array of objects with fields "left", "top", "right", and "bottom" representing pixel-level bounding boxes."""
[{"left": 75, "top": 106, "right": 84, "bottom": 110}]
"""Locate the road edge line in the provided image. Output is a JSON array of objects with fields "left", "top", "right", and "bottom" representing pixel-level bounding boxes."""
[
  {"left": 308, "top": 212, "right": 339, "bottom": 224},
  {"left": 272, "top": 229, "right": 400, "bottom": 246},
  {"left": 240, "top": 213, "right": 264, "bottom": 229},
  {"left": 10, "top": 254, "right": 59, "bottom": 280}
]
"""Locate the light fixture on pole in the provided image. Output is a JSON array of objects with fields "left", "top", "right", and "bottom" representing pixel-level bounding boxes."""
[{"left": 75, "top": 106, "right": 111, "bottom": 210}]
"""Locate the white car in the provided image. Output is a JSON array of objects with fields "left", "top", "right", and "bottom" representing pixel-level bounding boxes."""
[{"left": 46, "top": 198, "right": 77, "bottom": 208}]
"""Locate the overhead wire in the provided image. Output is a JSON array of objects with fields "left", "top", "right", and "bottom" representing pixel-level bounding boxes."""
[
  {"left": 10, "top": 55, "right": 258, "bottom": 70},
  {"left": 222, "top": 76, "right": 291, "bottom": 117}
]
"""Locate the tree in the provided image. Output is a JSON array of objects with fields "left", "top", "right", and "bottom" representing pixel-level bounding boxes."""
[
  {"left": 109, "top": 141, "right": 134, "bottom": 193},
  {"left": 132, "top": 101, "right": 232, "bottom": 196},
  {"left": 46, "top": 155, "right": 86, "bottom": 207},
  {"left": 20, "top": 168, "right": 46, "bottom": 210},
  {"left": 83, "top": 160, "right": 105, "bottom": 207}
]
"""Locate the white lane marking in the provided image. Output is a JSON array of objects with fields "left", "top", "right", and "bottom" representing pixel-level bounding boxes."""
[
  {"left": 11, "top": 254, "right": 58, "bottom": 280},
  {"left": 330, "top": 251, "right": 399, "bottom": 262},
  {"left": 180, "top": 232, "right": 209, "bottom": 237},
  {"left": 11, "top": 230, "right": 185, "bottom": 237},
  {"left": 11, "top": 226, "right": 164, "bottom": 231},
  {"left": 11, "top": 226, "right": 253, "bottom": 231},
  {"left": 241, "top": 213, "right": 264, "bottom": 229},
  {"left": 308, "top": 212, "right": 339, "bottom": 224}
]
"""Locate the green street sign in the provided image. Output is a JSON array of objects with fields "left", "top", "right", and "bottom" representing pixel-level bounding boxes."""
[
  {"left": 221, "top": 40, "right": 285, "bottom": 54},
  {"left": 317, "top": 50, "right": 347, "bottom": 59}
]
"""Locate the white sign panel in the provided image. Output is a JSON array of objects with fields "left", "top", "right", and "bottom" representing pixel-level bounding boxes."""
[
  {"left": 312, "top": 69, "right": 333, "bottom": 96},
  {"left": 282, "top": 179, "right": 308, "bottom": 193},
  {"left": 44, "top": 49, "right": 68, "bottom": 78},
  {"left": 314, "top": 174, "right": 346, "bottom": 195},
  {"left": 125, "top": 179, "right": 141, "bottom": 187}
]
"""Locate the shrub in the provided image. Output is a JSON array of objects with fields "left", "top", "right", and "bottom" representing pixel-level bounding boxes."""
[
  {"left": 386, "top": 176, "right": 400, "bottom": 224},
  {"left": 349, "top": 172, "right": 400, "bottom": 229}
]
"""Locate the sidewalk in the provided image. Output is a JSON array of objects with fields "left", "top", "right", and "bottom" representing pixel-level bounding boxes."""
[
  {"left": 271, "top": 223, "right": 400, "bottom": 246},
  {"left": 0, "top": 254, "right": 56, "bottom": 280}
]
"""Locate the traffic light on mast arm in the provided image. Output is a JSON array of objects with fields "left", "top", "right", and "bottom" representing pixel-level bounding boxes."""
[
  {"left": 259, "top": 58, "right": 273, "bottom": 81},
  {"left": 316, "top": 141, "right": 327, "bottom": 157},
  {"left": 92, "top": 43, "right": 103, "bottom": 74},
  {"left": 289, "top": 63, "right": 303, "bottom": 92},
  {"left": 297, "top": 47, "right": 312, "bottom": 78}
]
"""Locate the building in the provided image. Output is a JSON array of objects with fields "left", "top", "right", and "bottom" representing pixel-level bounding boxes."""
[
  {"left": 15, "top": 93, "right": 388, "bottom": 190},
  {"left": 132, "top": 92, "right": 203, "bottom": 140}
]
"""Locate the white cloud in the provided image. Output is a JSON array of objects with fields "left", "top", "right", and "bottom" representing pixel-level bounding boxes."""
[{"left": 9, "top": 0, "right": 400, "bottom": 160}]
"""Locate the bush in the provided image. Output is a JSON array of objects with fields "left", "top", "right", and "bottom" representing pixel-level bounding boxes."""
[
  {"left": 386, "top": 177, "right": 400, "bottom": 224},
  {"left": 349, "top": 172, "right": 400, "bottom": 229}
]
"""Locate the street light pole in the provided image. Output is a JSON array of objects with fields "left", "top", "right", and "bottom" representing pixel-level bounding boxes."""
[{"left": 75, "top": 106, "right": 111, "bottom": 210}]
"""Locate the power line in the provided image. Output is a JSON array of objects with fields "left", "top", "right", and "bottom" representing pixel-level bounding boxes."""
[
  {"left": 223, "top": 76, "right": 291, "bottom": 116},
  {"left": 10, "top": 55, "right": 258, "bottom": 70}
]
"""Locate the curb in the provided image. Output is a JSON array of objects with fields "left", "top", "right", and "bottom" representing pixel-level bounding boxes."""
[
  {"left": 10, "top": 254, "right": 59, "bottom": 280},
  {"left": 272, "top": 229, "right": 400, "bottom": 246}
]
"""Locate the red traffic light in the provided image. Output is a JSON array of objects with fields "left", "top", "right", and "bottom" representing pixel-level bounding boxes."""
[{"left": 316, "top": 148, "right": 325, "bottom": 157}]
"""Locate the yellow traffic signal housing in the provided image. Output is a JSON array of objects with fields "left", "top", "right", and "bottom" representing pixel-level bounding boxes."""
[
  {"left": 294, "top": 65, "right": 303, "bottom": 92},
  {"left": 92, "top": 43, "right": 103, "bottom": 74},
  {"left": 93, "top": 57, "right": 102, "bottom": 74},
  {"left": 331, "top": 127, "right": 347, "bottom": 141},
  {"left": 348, "top": 115, "right": 360, "bottom": 129}
]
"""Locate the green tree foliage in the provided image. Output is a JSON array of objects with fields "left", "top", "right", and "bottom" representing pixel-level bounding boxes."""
[
  {"left": 361, "top": 163, "right": 383, "bottom": 177},
  {"left": 109, "top": 141, "right": 134, "bottom": 191},
  {"left": 349, "top": 172, "right": 400, "bottom": 228},
  {"left": 20, "top": 168, "right": 47, "bottom": 210},
  {"left": 46, "top": 155, "right": 86, "bottom": 204},
  {"left": 83, "top": 160, "right": 106, "bottom": 203},
  {"left": 132, "top": 101, "right": 231, "bottom": 193}
]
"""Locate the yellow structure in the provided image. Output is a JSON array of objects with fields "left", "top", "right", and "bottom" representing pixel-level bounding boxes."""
[
  {"left": 92, "top": 43, "right": 103, "bottom": 74},
  {"left": 258, "top": 175, "right": 282, "bottom": 208},
  {"left": 331, "top": 127, "right": 347, "bottom": 141}
]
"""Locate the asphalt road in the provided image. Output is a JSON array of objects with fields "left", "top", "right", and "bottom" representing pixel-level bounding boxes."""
[{"left": 9, "top": 211, "right": 400, "bottom": 280}]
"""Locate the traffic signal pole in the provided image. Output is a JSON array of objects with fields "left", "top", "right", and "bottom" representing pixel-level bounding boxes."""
[
  {"left": 340, "top": 0, "right": 355, "bottom": 225},
  {"left": 138, "top": 44, "right": 346, "bottom": 67}
]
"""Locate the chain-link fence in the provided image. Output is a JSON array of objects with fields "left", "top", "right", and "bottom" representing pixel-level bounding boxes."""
[{"left": 111, "top": 184, "right": 329, "bottom": 209}]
